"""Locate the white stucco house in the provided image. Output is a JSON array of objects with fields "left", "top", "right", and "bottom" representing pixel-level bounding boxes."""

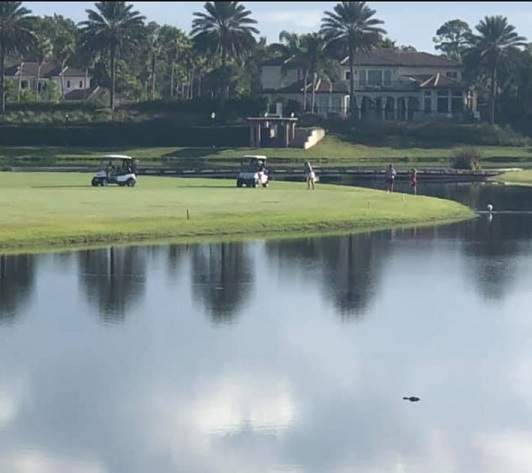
[
  {"left": 5, "top": 60, "right": 94, "bottom": 100},
  {"left": 260, "top": 48, "right": 477, "bottom": 121}
]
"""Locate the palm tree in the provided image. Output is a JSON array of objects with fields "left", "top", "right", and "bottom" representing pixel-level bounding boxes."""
[
  {"left": 0, "top": 2, "right": 37, "bottom": 113},
  {"left": 320, "top": 1, "right": 386, "bottom": 118},
  {"left": 78, "top": 1, "right": 146, "bottom": 109},
  {"left": 157, "top": 25, "right": 190, "bottom": 98},
  {"left": 300, "top": 33, "right": 341, "bottom": 113},
  {"left": 191, "top": 1, "right": 259, "bottom": 99},
  {"left": 275, "top": 31, "right": 310, "bottom": 108},
  {"left": 34, "top": 36, "right": 52, "bottom": 99},
  {"left": 463, "top": 15, "right": 526, "bottom": 124}
]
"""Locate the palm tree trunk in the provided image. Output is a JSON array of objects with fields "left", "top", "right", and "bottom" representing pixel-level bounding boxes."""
[
  {"left": 0, "top": 42, "right": 5, "bottom": 114},
  {"left": 18, "top": 62, "right": 22, "bottom": 103},
  {"left": 311, "top": 72, "right": 317, "bottom": 113},
  {"left": 110, "top": 44, "right": 116, "bottom": 109},
  {"left": 349, "top": 53, "right": 356, "bottom": 119},
  {"left": 151, "top": 56, "right": 156, "bottom": 100},
  {"left": 84, "top": 68, "right": 89, "bottom": 100},
  {"left": 303, "top": 70, "right": 309, "bottom": 111},
  {"left": 60, "top": 62, "right": 66, "bottom": 100},
  {"left": 37, "top": 64, "right": 42, "bottom": 101},
  {"left": 170, "top": 61, "right": 175, "bottom": 98},
  {"left": 490, "top": 67, "right": 496, "bottom": 125},
  {"left": 190, "top": 66, "right": 195, "bottom": 99}
]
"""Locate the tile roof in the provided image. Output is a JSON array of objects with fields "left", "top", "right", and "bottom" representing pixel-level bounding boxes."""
[
  {"left": 4, "top": 61, "right": 88, "bottom": 78},
  {"left": 275, "top": 78, "right": 348, "bottom": 94},
  {"left": 340, "top": 48, "right": 460, "bottom": 68},
  {"left": 403, "top": 73, "right": 465, "bottom": 89}
]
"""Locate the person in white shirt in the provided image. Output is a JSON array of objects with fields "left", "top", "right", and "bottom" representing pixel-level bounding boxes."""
[{"left": 304, "top": 161, "right": 316, "bottom": 190}]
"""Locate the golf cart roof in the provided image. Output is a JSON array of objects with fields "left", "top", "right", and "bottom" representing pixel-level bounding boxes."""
[
  {"left": 100, "top": 154, "right": 133, "bottom": 160},
  {"left": 241, "top": 155, "right": 267, "bottom": 160}
]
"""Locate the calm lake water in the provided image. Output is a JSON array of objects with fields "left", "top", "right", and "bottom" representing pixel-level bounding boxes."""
[{"left": 2, "top": 182, "right": 532, "bottom": 473}]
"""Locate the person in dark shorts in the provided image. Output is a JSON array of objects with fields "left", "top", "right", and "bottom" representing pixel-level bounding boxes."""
[{"left": 385, "top": 163, "right": 396, "bottom": 193}]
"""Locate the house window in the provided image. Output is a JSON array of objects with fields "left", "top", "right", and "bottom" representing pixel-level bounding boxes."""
[
  {"left": 437, "top": 90, "right": 450, "bottom": 113},
  {"left": 365, "top": 70, "right": 392, "bottom": 86},
  {"left": 367, "top": 70, "right": 381, "bottom": 86},
  {"left": 451, "top": 90, "right": 463, "bottom": 113},
  {"left": 383, "top": 70, "right": 392, "bottom": 86},
  {"left": 424, "top": 90, "right": 432, "bottom": 113},
  {"left": 345, "top": 71, "right": 351, "bottom": 81},
  {"left": 446, "top": 71, "right": 458, "bottom": 79},
  {"left": 359, "top": 70, "right": 366, "bottom": 86},
  {"left": 21, "top": 80, "right": 28, "bottom": 89},
  {"left": 67, "top": 80, "right": 71, "bottom": 88},
  {"left": 79, "top": 80, "right": 83, "bottom": 88}
]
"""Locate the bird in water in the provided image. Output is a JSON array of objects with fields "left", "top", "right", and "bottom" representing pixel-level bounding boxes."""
[
  {"left": 403, "top": 396, "right": 420, "bottom": 402},
  {"left": 487, "top": 204, "right": 493, "bottom": 213}
]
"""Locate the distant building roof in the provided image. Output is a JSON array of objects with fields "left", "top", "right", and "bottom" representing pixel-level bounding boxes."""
[
  {"left": 340, "top": 48, "right": 460, "bottom": 68},
  {"left": 275, "top": 78, "right": 348, "bottom": 94},
  {"left": 5, "top": 61, "right": 88, "bottom": 78},
  {"left": 403, "top": 73, "right": 465, "bottom": 89}
]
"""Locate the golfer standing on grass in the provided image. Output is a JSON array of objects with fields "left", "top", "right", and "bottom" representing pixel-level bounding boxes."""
[
  {"left": 305, "top": 161, "right": 316, "bottom": 190},
  {"left": 385, "top": 163, "right": 396, "bottom": 193}
]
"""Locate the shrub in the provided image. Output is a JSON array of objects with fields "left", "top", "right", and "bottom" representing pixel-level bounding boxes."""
[{"left": 451, "top": 147, "right": 482, "bottom": 170}]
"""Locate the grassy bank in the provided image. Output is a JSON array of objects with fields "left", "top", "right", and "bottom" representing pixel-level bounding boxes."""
[
  {"left": 2, "top": 135, "right": 532, "bottom": 170},
  {"left": 0, "top": 172, "right": 475, "bottom": 253},
  {"left": 491, "top": 170, "right": 532, "bottom": 185}
]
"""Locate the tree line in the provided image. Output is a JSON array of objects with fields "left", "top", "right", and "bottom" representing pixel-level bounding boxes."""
[{"left": 0, "top": 1, "right": 530, "bottom": 126}]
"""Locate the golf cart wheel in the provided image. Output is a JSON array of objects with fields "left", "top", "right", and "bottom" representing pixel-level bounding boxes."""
[
  {"left": 91, "top": 178, "right": 99, "bottom": 187},
  {"left": 126, "top": 178, "right": 136, "bottom": 187},
  {"left": 251, "top": 180, "right": 257, "bottom": 188},
  {"left": 101, "top": 178, "right": 108, "bottom": 186},
  {"left": 237, "top": 179, "right": 243, "bottom": 188}
]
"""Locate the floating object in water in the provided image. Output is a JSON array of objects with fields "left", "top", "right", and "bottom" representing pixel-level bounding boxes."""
[
  {"left": 487, "top": 204, "right": 493, "bottom": 213},
  {"left": 403, "top": 396, "right": 420, "bottom": 402}
]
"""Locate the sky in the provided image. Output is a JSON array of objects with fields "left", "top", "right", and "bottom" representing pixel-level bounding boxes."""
[{"left": 24, "top": 1, "right": 532, "bottom": 54}]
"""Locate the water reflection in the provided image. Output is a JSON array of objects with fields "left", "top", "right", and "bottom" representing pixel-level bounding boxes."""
[
  {"left": 2, "top": 183, "right": 532, "bottom": 472},
  {"left": 0, "top": 254, "right": 35, "bottom": 324},
  {"left": 265, "top": 232, "right": 389, "bottom": 319},
  {"left": 78, "top": 246, "right": 147, "bottom": 323},
  {"left": 191, "top": 242, "right": 254, "bottom": 323}
]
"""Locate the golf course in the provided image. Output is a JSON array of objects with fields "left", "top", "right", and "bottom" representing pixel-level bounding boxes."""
[{"left": 0, "top": 171, "right": 476, "bottom": 254}]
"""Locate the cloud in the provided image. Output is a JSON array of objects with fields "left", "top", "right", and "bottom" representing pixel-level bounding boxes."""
[
  {"left": 0, "top": 450, "right": 107, "bottom": 473},
  {"left": 474, "top": 431, "right": 532, "bottom": 473},
  {"left": 260, "top": 10, "right": 323, "bottom": 31}
]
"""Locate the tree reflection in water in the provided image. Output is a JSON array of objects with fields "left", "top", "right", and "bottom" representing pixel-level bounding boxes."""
[
  {"left": 0, "top": 254, "right": 35, "bottom": 324},
  {"left": 78, "top": 246, "right": 147, "bottom": 324},
  {"left": 266, "top": 233, "right": 389, "bottom": 320},
  {"left": 191, "top": 242, "right": 253, "bottom": 323}
]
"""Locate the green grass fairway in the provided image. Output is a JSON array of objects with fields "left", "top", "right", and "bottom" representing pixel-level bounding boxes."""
[
  {"left": 492, "top": 170, "right": 532, "bottom": 185},
  {"left": 0, "top": 172, "right": 475, "bottom": 253},
  {"left": 3, "top": 135, "right": 532, "bottom": 170}
]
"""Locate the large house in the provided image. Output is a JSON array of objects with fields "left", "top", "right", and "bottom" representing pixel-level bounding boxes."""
[
  {"left": 260, "top": 48, "right": 477, "bottom": 121},
  {"left": 4, "top": 60, "right": 96, "bottom": 100}
]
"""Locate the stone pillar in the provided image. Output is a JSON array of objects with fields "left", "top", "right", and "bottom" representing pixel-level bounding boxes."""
[
  {"left": 256, "top": 124, "right": 261, "bottom": 148},
  {"left": 249, "top": 123, "right": 255, "bottom": 147},
  {"left": 381, "top": 97, "right": 386, "bottom": 120},
  {"left": 447, "top": 90, "right": 452, "bottom": 116}
]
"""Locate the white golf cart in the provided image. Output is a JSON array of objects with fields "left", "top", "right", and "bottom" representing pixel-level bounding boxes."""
[
  {"left": 236, "top": 155, "right": 270, "bottom": 188},
  {"left": 91, "top": 154, "right": 137, "bottom": 187}
]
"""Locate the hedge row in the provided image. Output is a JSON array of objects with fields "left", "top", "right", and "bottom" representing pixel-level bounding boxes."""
[{"left": 0, "top": 124, "right": 249, "bottom": 147}]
